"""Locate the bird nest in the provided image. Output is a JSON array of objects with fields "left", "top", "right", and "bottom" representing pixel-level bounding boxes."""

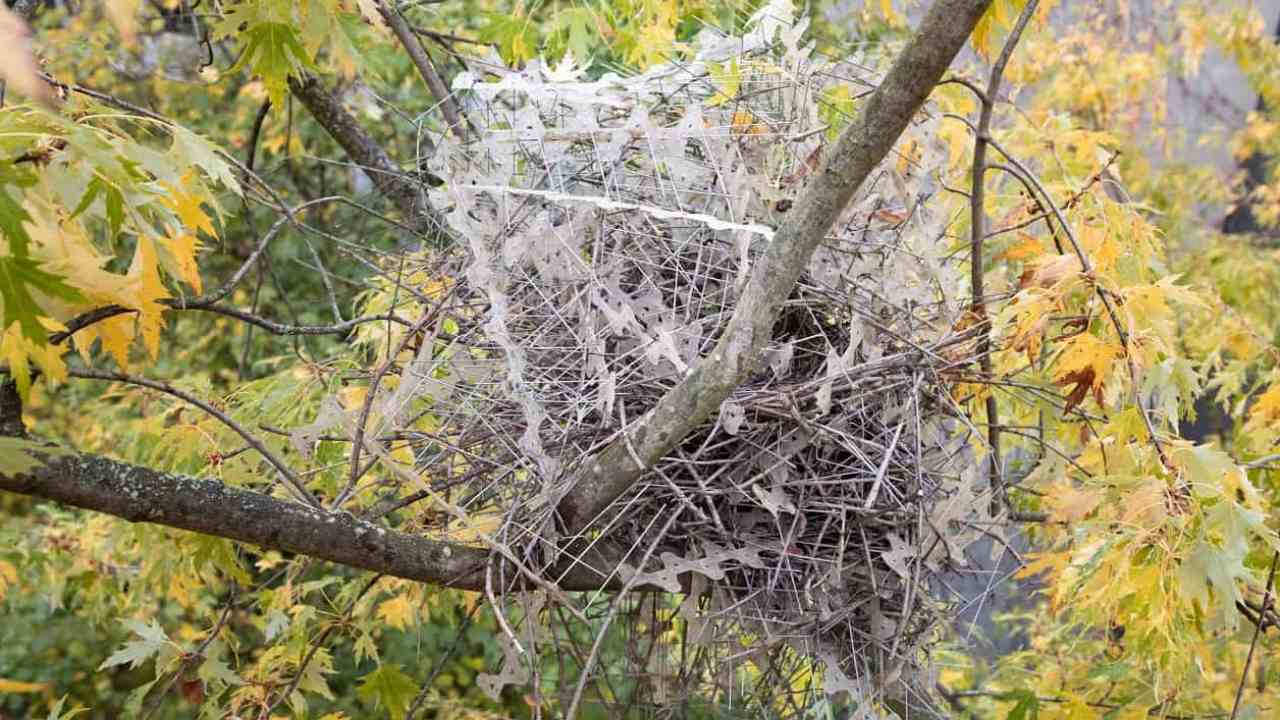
[{"left": 368, "top": 0, "right": 996, "bottom": 711}]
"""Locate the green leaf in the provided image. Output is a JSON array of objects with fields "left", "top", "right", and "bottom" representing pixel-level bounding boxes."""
[
  {"left": 197, "top": 652, "right": 243, "bottom": 688},
  {"left": 1004, "top": 689, "right": 1041, "bottom": 720},
  {"left": 171, "top": 127, "right": 241, "bottom": 195},
  {"left": 356, "top": 664, "right": 417, "bottom": 719},
  {"left": 0, "top": 185, "right": 33, "bottom": 257},
  {"left": 98, "top": 618, "right": 173, "bottom": 671},
  {"left": 43, "top": 695, "right": 89, "bottom": 720},
  {"left": 554, "top": 7, "right": 601, "bottom": 63},
  {"left": 232, "top": 22, "right": 314, "bottom": 106},
  {"left": 0, "top": 255, "right": 83, "bottom": 343}
]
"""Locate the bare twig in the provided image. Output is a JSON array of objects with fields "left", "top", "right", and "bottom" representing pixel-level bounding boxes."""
[
  {"left": 969, "top": 0, "right": 1039, "bottom": 505},
  {"left": 1232, "top": 551, "right": 1279, "bottom": 720},
  {"left": 378, "top": 0, "right": 470, "bottom": 142},
  {"left": 66, "top": 367, "right": 319, "bottom": 506}
]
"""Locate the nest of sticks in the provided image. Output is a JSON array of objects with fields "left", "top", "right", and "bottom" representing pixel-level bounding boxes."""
[{"left": 385, "top": 5, "right": 996, "bottom": 708}]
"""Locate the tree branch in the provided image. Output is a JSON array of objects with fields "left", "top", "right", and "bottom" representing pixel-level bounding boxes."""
[
  {"left": 970, "top": 0, "right": 1038, "bottom": 505},
  {"left": 378, "top": 0, "right": 469, "bottom": 142},
  {"left": 555, "top": 0, "right": 995, "bottom": 534},
  {"left": 0, "top": 446, "right": 634, "bottom": 593},
  {"left": 287, "top": 74, "right": 447, "bottom": 240}
]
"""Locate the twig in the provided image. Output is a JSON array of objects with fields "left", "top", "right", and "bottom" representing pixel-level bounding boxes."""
[
  {"left": 969, "top": 0, "right": 1039, "bottom": 506},
  {"left": 259, "top": 575, "right": 383, "bottom": 719},
  {"left": 66, "top": 367, "right": 318, "bottom": 506},
  {"left": 378, "top": 0, "right": 469, "bottom": 142},
  {"left": 564, "top": 508, "right": 680, "bottom": 720},
  {"left": 985, "top": 135, "right": 1170, "bottom": 467},
  {"left": 1232, "top": 551, "right": 1279, "bottom": 720}
]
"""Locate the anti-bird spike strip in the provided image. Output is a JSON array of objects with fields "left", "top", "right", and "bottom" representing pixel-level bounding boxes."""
[{"left": 331, "top": 0, "right": 997, "bottom": 712}]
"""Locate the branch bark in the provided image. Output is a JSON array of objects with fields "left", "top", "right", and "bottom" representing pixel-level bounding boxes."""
[
  {"left": 556, "top": 0, "right": 995, "bottom": 534},
  {"left": 287, "top": 74, "right": 447, "bottom": 240},
  {"left": 378, "top": 0, "right": 469, "bottom": 142},
  {"left": 0, "top": 445, "right": 632, "bottom": 593}
]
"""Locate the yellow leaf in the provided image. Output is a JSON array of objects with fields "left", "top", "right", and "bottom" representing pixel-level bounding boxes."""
[
  {"left": 0, "top": 677, "right": 50, "bottom": 693},
  {"left": 1055, "top": 333, "right": 1122, "bottom": 389},
  {"left": 352, "top": 0, "right": 390, "bottom": 35},
  {"left": 879, "top": 0, "right": 898, "bottom": 24},
  {"left": 1, "top": 323, "right": 67, "bottom": 397},
  {"left": 730, "top": 109, "right": 765, "bottom": 136},
  {"left": 1248, "top": 382, "right": 1280, "bottom": 429},
  {"left": 75, "top": 313, "right": 137, "bottom": 370},
  {"left": 1020, "top": 253, "right": 1080, "bottom": 289},
  {"left": 376, "top": 595, "right": 417, "bottom": 631},
  {"left": 125, "top": 236, "right": 170, "bottom": 360},
  {"left": 160, "top": 184, "right": 216, "bottom": 238},
  {"left": 338, "top": 385, "right": 368, "bottom": 410},
  {"left": 0, "top": 559, "right": 17, "bottom": 602},
  {"left": 1017, "top": 551, "right": 1067, "bottom": 582},
  {"left": 1121, "top": 478, "right": 1170, "bottom": 529},
  {"left": 160, "top": 228, "right": 203, "bottom": 294},
  {"left": 998, "top": 232, "right": 1045, "bottom": 262},
  {"left": 1046, "top": 483, "right": 1103, "bottom": 522},
  {"left": 446, "top": 511, "right": 503, "bottom": 544},
  {"left": 971, "top": 5, "right": 994, "bottom": 58},
  {"left": 0, "top": 7, "right": 54, "bottom": 106}
]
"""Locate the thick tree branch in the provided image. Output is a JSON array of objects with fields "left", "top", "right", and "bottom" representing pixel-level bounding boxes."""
[
  {"left": 287, "top": 74, "right": 447, "bottom": 240},
  {"left": 556, "top": 0, "right": 994, "bottom": 534},
  {"left": 0, "top": 447, "right": 635, "bottom": 593}
]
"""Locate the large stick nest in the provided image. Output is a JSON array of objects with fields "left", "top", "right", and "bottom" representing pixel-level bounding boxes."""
[{"left": 357, "top": 1, "right": 998, "bottom": 710}]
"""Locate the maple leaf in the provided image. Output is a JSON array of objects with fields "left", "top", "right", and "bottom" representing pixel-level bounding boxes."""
[
  {"left": 375, "top": 595, "right": 417, "bottom": 631},
  {"left": 159, "top": 228, "right": 204, "bottom": 294},
  {"left": 170, "top": 127, "right": 241, "bottom": 195},
  {"left": 1247, "top": 381, "right": 1280, "bottom": 430},
  {"left": 1054, "top": 333, "right": 1122, "bottom": 411},
  {"left": 350, "top": 0, "right": 390, "bottom": 35},
  {"left": 0, "top": 256, "right": 81, "bottom": 343},
  {"left": 1019, "top": 253, "right": 1080, "bottom": 289},
  {"left": 98, "top": 619, "right": 175, "bottom": 671},
  {"left": 231, "top": 22, "right": 314, "bottom": 106},
  {"left": 125, "top": 236, "right": 170, "bottom": 360},
  {"left": 160, "top": 185, "right": 216, "bottom": 238},
  {"left": 1047, "top": 482, "right": 1104, "bottom": 522},
  {"left": 356, "top": 664, "right": 417, "bottom": 720},
  {"left": 998, "top": 231, "right": 1046, "bottom": 262},
  {"left": 730, "top": 109, "right": 766, "bottom": 136},
  {"left": 1058, "top": 366, "right": 1098, "bottom": 413}
]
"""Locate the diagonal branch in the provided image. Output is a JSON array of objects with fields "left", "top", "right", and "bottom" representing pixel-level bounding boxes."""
[
  {"left": 555, "top": 0, "right": 995, "bottom": 534},
  {"left": 288, "top": 74, "right": 447, "bottom": 240},
  {"left": 378, "top": 0, "right": 470, "bottom": 142}
]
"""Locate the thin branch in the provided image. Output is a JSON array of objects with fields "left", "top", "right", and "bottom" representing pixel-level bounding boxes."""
[
  {"left": 378, "top": 0, "right": 469, "bottom": 142},
  {"left": 985, "top": 135, "right": 1170, "bottom": 467},
  {"left": 969, "top": 0, "right": 1038, "bottom": 504},
  {"left": 287, "top": 74, "right": 448, "bottom": 240},
  {"left": 1232, "top": 551, "right": 1278, "bottom": 720},
  {"left": 66, "top": 367, "right": 319, "bottom": 507},
  {"left": 261, "top": 574, "right": 383, "bottom": 718}
]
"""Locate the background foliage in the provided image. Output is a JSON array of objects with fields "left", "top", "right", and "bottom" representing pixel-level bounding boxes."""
[{"left": 4, "top": 0, "right": 1280, "bottom": 718}]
